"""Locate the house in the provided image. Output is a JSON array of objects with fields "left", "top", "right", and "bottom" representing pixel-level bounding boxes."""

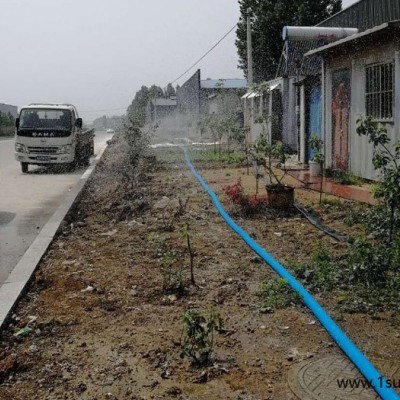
[
  {"left": 249, "top": 0, "right": 400, "bottom": 168},
  {"left": 242, "top": 78, "right": 283, "bottom": 145},
  {"left": 305, "top": 21, "right": 400, "bottom": 180},
  {"left": 177, "top": 69, "right": 246, "bottom": 122},
  {"left": 146, "top": 97, "right": 177, "bottom": 124}
]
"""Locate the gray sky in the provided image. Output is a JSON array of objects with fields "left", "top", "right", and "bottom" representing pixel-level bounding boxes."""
[
  {"left": 1, "top": 0, "right": 242, "bottom": 122},
  {"left": 1, "top": 0, "right": 358, "bottom": 122}
]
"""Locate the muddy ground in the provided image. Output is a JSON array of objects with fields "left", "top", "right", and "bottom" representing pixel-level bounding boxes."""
[{"left": 0, "top": 136, "right": 399, "bottom": 400}]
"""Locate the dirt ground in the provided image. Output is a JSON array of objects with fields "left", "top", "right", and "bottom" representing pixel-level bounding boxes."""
[{"left": 0, "top": 138, "right": 399, "bottom": 400}]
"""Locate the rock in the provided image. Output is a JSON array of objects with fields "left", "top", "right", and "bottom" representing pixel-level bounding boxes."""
[
  {"left": 75, "top": 383, "right": 87, "bottom": 393},
  {"left": 259, "top": 307, "right": 273, "bottom": 314},
  {"left": 165, "top": 386, "right": 182, "bottom": 397},
  {"left": 100, "top": 229, "right": 118, "bottom": 237},
  {"left": 167, "top": 294, "right": 177, "bottom": 302},
  {"left": 153, "top": 197, "right": 170, "bottom": 210},
  {"left": 193, "top": 370, "right": 208, "bottom": 383},
  {"left": 252, "top": 358, "right": 263, "bottom": 367}
]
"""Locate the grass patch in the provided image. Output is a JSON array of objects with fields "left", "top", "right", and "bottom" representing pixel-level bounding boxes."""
[
  {"left": 258, "top": 278, "right": 302, "bottom": 309},
  {"left": 325, "top": 169, "right": 364, "bottom": 186}
]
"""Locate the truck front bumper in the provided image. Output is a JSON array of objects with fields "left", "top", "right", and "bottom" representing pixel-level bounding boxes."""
[{"left": 15, "top": 152, "right": 75, "bottom": 164}]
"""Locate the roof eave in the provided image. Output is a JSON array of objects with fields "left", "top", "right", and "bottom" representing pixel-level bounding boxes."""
[{"left": 305, "top": 21, "right": 400, "bottom": 58}]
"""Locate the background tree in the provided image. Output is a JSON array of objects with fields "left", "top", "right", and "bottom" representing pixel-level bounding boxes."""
[
  {"left": 127, "top": 85, "right": 150, "bottom": 126},
  {"left": 127, "top": 84, "right": 167, "bottom": 126},
  {"left": 236, "top": 0, "right": 342, "bottom": 82},
  {"left": 164, "top": 83, "right": 176, "bottom": 98},
  {"left": 149, "top": 84, "right": 164, "bottom": 99}
]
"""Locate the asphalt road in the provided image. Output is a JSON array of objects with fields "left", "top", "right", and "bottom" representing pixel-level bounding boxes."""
[{"left": 0, "top": 130, "right": 113, "bottom": 284}]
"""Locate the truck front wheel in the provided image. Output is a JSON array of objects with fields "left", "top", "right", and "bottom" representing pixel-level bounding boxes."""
[{"left": 21, "top": 163, "right": 29, "bottom": 173}]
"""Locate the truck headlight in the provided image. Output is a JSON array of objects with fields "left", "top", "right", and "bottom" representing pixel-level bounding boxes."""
[
  {"left": 15, "top": 143, "right": 26, "bottom": 153},
  {"left": 57, "top": 145, "right": 73, "bottom": 154}
]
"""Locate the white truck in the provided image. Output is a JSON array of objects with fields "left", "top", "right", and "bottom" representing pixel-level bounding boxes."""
[{"left": 14, "top": 103, "right": 95, "bottom": 173}]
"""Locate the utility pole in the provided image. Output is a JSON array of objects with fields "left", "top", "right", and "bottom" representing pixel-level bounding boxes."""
[
  {"left": 246, "top": 8, "right": 253, "bottom": 87},
  {"left": 245, "top": 8, "right": 254, "bottom": 147}
]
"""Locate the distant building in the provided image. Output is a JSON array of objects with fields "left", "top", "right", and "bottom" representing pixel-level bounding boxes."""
[
  {"left": 0, "top": 103, "right": 18, "bottom": 118},
  {"left": 146, "top": 97, "right": 177, "bottom": 124},
  {"left": 177, "top": 69, "right": 246, "bottom": 118}
]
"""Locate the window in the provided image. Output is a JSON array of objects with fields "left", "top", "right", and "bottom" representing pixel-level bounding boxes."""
[
  {"left": 365, "top": 63, "right": 394, "bottom": 120},
  {"left": 20, "top": 108, "right": 72, "bottom": 130}
]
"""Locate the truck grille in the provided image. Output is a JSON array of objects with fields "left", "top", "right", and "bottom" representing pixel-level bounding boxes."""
[{"left": 27, "top": 146, "right": 58, "bottom": 154}]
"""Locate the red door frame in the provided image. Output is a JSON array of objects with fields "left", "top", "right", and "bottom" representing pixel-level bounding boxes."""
[{"left": 332, "top": 69, "right": 351, "bottom": 171}]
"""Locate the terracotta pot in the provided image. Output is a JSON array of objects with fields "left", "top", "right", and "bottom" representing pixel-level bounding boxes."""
[
  {"left": 309, "top": 161, "right": 322, "bottom": 177},
  {"left": 266, "top": 184, "right": 294, "bottom": 209}
]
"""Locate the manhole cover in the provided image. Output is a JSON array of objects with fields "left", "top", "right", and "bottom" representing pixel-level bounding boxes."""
[{"left": 288, "top": 355, "right": 400, "bottom": 400}]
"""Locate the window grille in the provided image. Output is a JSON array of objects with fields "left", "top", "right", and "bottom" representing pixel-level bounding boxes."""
[{"left": 365, "top": 63, "right": 394, "bottom": 120}]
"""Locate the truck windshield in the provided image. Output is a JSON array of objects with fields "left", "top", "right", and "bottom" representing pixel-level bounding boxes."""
[{"left": 19, "top": 109, "right": 72, "bottom": 130}]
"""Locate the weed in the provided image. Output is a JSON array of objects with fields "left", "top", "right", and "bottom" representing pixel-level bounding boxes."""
[
  {"left": 160, "top": 212, "right": 175, "bottom": 232},
  {"left": 286, "top": 243, "right": 335, "bottom": 293},
  {"left": 258, "top": 278, "right": 301, "bottom": 309},
  {"left": 345, "top": 236, "right": 391, "bottom": 285},
  {"left": 325, "top": 169, "right": 364, "bottom": 186},
  {"left": 320, "top": 196, "right": 342, "bottom": 207},
  {"left": 191, "top": 149, "right": 245, "bottom": 164},
  {"left": 175, "top": 197, "right": 189, "bottom": 218},
  {"left": 159, "top": 251, "right": 184, "bottom": 293},
  {"left": 311, "top": 242, "right": 335, "bottom": 291},
  {"left": 344, "top": 205, "right": 400, "bottom": 242},
  {"left": 287, "top": 259, "right": 307, "bottom": 278},
  {"left": 180, "top": 309, "right": 223, "bottom": 366}
]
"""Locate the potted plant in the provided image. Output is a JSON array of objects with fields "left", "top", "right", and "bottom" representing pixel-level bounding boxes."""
[
  {"left": 309, "top": 133, "right": 324, "bottom": 177},
  {"left": 251, "top": 134, "right": 294, "bottom": 209}
]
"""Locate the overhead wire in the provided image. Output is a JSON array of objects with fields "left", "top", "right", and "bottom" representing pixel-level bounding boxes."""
[
  {"left": 81, "top": 23, "right": 237, "bottom": 115},
  {"left": 170, "top": 24, "right": 237, "bottom": 85}
]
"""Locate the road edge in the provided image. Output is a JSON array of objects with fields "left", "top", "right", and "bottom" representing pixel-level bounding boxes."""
[{"left": 0, "top": 139, "right": 110, "bottom": 329}]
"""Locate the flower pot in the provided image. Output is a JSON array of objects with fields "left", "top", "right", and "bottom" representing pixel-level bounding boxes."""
[
  {"left": 309, "top": 161, "right": 322, "bottom": 177},
  {"left": 266, "top": 184, "right": 294, "bottom": 209}
]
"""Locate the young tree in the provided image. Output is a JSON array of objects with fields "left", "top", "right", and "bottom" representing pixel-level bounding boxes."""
[
  {"left": 236, "top": 0, "right": 342, "bottom": 82},
  {"left": 357, "top": 116, "right": 400, "bottom": 245}
]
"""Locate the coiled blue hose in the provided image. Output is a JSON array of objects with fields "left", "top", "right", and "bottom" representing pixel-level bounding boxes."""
[{"left": 184, "top": 149, "right": 399, "bottom": 400}]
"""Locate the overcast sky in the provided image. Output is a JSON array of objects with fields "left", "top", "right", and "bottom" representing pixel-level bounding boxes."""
[{"left": 1, "top": 0, "right": 358, "bottom": 122}]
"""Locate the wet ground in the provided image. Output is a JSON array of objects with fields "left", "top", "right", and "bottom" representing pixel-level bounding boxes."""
[
  {"left": 0, "top": 131, "right": 113, "bottom": 284},
  {"left": 0, "top": 140, "right": 398, "bottom": 400}
]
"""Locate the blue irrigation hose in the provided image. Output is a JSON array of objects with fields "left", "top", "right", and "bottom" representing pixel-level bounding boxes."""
[{"left": 183, "top": 149, "right": 399, "bottom": 400}]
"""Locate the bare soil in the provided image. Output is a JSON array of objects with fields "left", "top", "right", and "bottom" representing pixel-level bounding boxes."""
[{"left": 0, "top": 138, "right": 399, "bottom": 400}]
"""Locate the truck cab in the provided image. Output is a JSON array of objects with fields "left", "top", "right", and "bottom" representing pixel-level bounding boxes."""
[{"left": 14, "top": 103, "right": 94, "bottom": 173}]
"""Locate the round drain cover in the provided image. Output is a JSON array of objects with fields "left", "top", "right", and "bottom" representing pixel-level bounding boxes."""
[{"left": 288, "top": 355, "right": 399, "bottom": 400}]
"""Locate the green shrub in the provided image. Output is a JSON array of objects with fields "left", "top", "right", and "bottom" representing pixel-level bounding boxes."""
[
  {"left": 159, "top": 251, "right": 184, "bottom": 293},
  {"left": 258, "top": 278, "right": 301, "bottom": 309},
  {"left": 180, "top": 309, "right": 223, "bottom": 366},
  {"left": 346, "top": 236, "right": 390, "bottom": 285},
  {"left": 311, "top": 242, "right": 335, "bottom": 291}
]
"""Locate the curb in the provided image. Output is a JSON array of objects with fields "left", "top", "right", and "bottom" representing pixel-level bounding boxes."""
[{"left": 0, "top": 141, "right": 109, "bottom": 329}]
